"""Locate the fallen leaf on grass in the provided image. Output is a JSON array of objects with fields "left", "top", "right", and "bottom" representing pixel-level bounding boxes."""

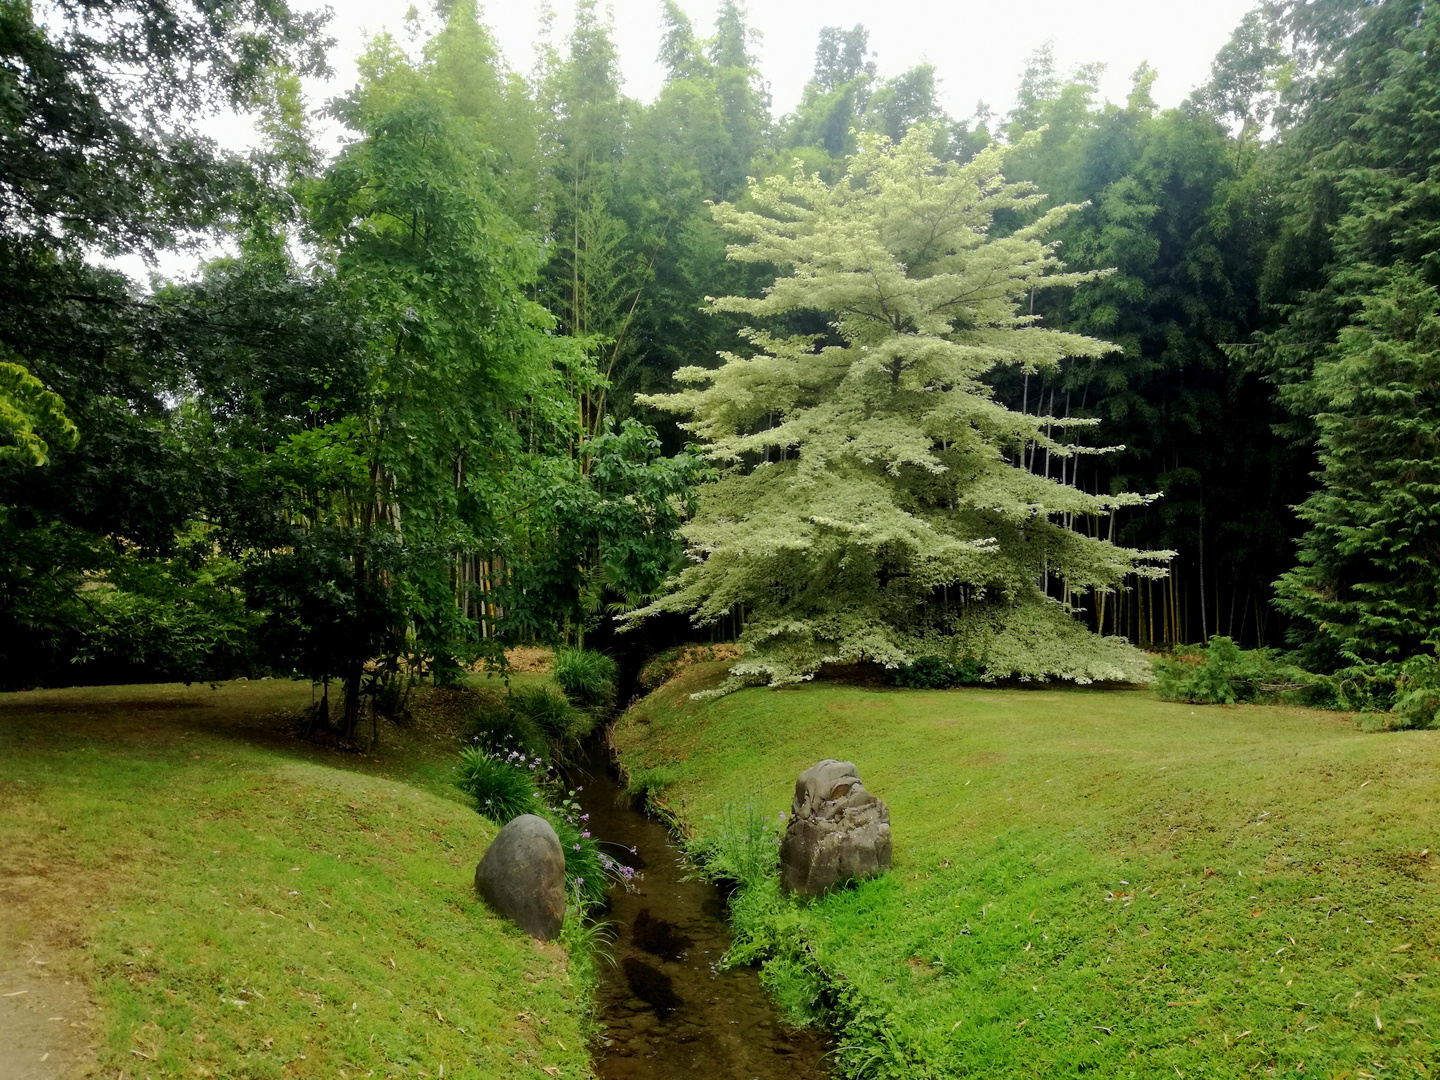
[{"left": 1391, "top": 944, "right": 1411, "bottom": 952}]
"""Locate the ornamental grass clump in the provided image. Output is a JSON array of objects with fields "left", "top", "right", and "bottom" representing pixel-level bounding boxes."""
[
  {"left": 686, "top": 803, "right": 781, "bottom": 892},
  {"left": 511, "top": 683, "right": 595, "bottom": 748},
  {"left": 553, "top": 648, "right": 619, "bottom": 711},
  {"left": 454, "top": 744, "right": 544, "bottom": 824},
  {"left": 468, "top": 685, "right": 593, "bottom": 762}
]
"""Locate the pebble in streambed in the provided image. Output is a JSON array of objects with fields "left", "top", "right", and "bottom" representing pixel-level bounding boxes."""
[{"left": 574, "top": 745, "right": 831, "bottom": 1079}]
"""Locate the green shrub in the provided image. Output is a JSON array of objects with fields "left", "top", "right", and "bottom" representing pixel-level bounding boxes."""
[
  {"left": 553, "top": 648, "right": 619, "bottom": 710},
  {"left": 1154, "top": 636, "right": 1312, "bottom": 705},
  {"left": 71, "top": 588, "right": 257, "bottom": 684},
  {"left": 511, "top": 684, "right": 594, "bottom": 746},
  {"left": 1314, "top": 656, "right": 1440, "bottom": 730},
  {"left": 468, "top": 685, "right": 593, "bottom": 761},
  {"left": 887, "top": 655, "right": 985, "bottom": 689},
  {"left": 454, "top": 746, "right": 544, "bottom": 824},
  {"left": 1162, "top": 645, "right": 1440, "bottom": 730},
  {"left": 467, "top": 692, "right": 550, "bottom": 759}
]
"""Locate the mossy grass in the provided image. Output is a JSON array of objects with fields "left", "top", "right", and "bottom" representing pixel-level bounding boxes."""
[
  {"left": 0, "top": 680, "right": 594, "bottom": 1079},
  {"left": 615, "top": 664, "right": 1440, "bottom": 1078}
]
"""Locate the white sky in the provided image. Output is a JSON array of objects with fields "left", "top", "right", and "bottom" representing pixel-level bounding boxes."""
[{"left": 303, "top": 0, "right": 1259, "bottom": 138}]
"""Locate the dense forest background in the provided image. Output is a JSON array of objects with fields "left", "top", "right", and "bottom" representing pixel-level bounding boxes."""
[{"left": 4, "top": 0, "right": 1437, "bottom": 715}]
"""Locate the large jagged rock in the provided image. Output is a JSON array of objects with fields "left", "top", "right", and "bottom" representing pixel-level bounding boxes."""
[
  {"left": 474, "top": 814, "right": 566, "bottom": 940},
  {"left": 779, "top": 759, "right": 891, "bottom": 897}
]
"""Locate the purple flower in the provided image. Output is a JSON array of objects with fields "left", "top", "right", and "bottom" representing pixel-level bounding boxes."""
[
  {"left": 581, "top": 831, "right": 591, "bottom": 839},
  {"left": 573, "top": 843, "right": 581, "bottom": 851},
  {"left": 576, "top": 877, "right": 584, "bottom": 885}
]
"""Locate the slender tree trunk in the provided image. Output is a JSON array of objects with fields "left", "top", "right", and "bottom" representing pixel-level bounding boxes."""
[{"left": 1198, "top": 515, "right": 1207, "bottom": 642}]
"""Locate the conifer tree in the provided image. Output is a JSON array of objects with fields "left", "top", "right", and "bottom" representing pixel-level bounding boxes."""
[
  {"left": 1276, "top": 269, "right": 1440, "bottom": 665},
  {"left": 631, "top": 128, "right": 1162, "bottom": 688}
]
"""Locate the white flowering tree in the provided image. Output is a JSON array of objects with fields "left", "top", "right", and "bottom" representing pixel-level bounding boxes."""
[{"left": 631, "top": 127, "right": 1163, "bottom": 688}]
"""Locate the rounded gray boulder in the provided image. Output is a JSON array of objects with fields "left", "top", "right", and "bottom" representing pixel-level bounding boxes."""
[
  {"left": 474, "top": 813, "right": 566, "bottom": 940},
  {"left": 779, "top": 759, "right": 891, "bottom": 897}
]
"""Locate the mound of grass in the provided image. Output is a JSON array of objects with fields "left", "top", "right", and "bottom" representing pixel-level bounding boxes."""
[
  {"left": 614, "top": 670, "right": 1440, "bottom": 1078},
  {"left": 0, "top": 681, "right": 593, "bottom": 1080}
]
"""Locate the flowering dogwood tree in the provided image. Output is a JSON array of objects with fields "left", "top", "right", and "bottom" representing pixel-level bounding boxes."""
[{"left": 631, "top": 127, "right": 1164, "bottom": 689}]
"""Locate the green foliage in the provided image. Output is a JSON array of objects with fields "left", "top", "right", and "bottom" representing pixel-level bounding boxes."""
[
  {"left": 887, "top": 656, "right": 985, "bottom": 689},
  {"left": 631, "top": 127, "right": 1161, "bottom": 688},
  {"left": 1299, "top": 656, "right": 1440, "bottom": 731},
  {"left": 469, "top": 684, "right": 593, "bottom": 761},
  {"left": 454, "top": 745, "right": 544, "bottom": 824},
  {"left": 510, "top": 684, "right": 595, "bottom": 749},
  {"left": 0, "top": 359, "right": 78, "bottom": 466},
  {"left": 72, "top": 589, "right": 256, "bottom": 686},
  {"left": 553, "top": 648, "right": 619, "bottom": 710},
  {"left": 1275, "top": 270, "right": 1440, "bottom": 666},
  {"left": 1153, "top": 636, "right": 1310, "bottom": 705},
  {"left": 685, "top": 803, "right": 781, "bottom": 892},
  {"left": 467, "top": 695, "right": 550, "bottom": 761}
]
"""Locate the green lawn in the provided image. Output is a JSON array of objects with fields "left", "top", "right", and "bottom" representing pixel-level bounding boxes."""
[
  {"left": 0, "top": 679, "right": 593, "bottom": 1080},
  {"left": 614, "top": 664, "right": 1440, "bottom": 1078}
]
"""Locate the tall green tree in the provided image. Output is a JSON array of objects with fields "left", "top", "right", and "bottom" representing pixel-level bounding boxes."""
[
  {"left": 630, "top": 129, "right": 1161, "bottom": 688},
  {"left": 304, "top": 29, "right": 581, "bottom": 722},
  {"left": 992, "top": 54, "right": 1292, "bottom": 649},
  {"left": 1256, "top": 0, "right": 1440, "bottom": 663},
  {"left": 0, "top": 0, "right": 331, "bottom": 685},
  {"left": 1275, "top": 269, "right": 1440, "bottom": 664}
]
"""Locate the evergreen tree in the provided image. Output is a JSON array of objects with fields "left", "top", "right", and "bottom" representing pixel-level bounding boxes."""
[
  {"left": 1257, "top": 0, "right": 1440, "bottom": 662},
  {"left": 629, "top": 129, "right": 1161, "bottom": 688},
  {"left": 1276, "top": 269, "right": 1440, "bottom": 664}
]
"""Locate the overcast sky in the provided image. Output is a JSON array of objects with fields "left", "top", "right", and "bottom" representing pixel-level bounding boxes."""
[{"left": 297, "top": 0, "right": 1259, "bottom": 148}]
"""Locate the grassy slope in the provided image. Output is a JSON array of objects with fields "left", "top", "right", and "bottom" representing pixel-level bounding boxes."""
[
  {"left": 0, "top": 679, "right": 592, "bottom": 1080},
  {"left": 614, "top": 665, "right": 1440, "bottom": 1078}
]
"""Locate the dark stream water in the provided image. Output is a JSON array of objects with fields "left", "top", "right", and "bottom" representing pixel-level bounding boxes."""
[{"left": 570, "top": 745, "right": 831, "bottom": 1079}]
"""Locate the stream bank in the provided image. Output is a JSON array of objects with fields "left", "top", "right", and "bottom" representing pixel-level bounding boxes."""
[{"left": 571, "top": 741, "right": 830, "bottom": 1079}]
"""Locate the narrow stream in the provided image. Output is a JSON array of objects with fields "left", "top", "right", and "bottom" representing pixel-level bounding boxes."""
[{"left": 571, "top": 743, "right": 831, "bottom": 1079}]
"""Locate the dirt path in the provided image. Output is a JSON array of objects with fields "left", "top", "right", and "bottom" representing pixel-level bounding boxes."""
[{"left": 0, "top": 863, "right": 99, "bottom": 1080}]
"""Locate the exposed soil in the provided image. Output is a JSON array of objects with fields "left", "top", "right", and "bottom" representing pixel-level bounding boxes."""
[{"left": 0, "top": 861, "right": 99, "bottom": 1080}]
